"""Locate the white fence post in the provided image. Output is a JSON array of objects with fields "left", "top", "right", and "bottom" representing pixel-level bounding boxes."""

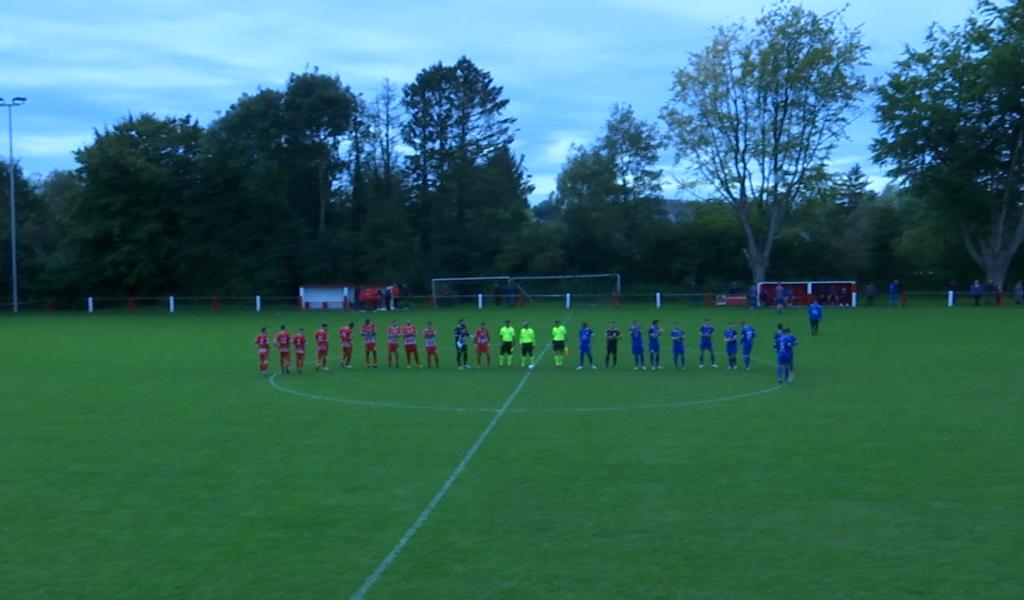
[
  {"left": 255, "top": 295, "right": 262, "bottom": 312},
  {"left": 87, "top": 297, "right": 94, "bottom": 314},
  {"left": 851, "top": 292, "right": 858, "bottom": 308},
  {"left": 947, "top": 290, "right": 955, "bottom": 307},
  {"left": 477, "top": 293, "right": 484, "bottom": 309},
  {"left": 656, "top": 292, "right": 662, "bottom": 309},
  {"left": 565, "top": 293, "right": 571, "bottom": 309},
  {"left": 168, "top": 296, "right": 175, "bottom": 313}
]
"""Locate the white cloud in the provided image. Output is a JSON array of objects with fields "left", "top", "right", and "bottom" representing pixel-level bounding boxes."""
[
  {"left": 17, "top": 133, "right": 93, "bottom": 157},
  {"left": 540, "top": 131, "right": 588, "bottom": 166},
  {"left": 4, "top": 0, "right": 983, "bottom": 191},
  {"left": 529, "top": 174, "right": 558, "bottom": 203}
]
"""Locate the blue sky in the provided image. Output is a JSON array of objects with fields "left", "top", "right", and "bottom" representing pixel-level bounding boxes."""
[{"left": 3, "top": 0, "right": 977, "bottom": 202}]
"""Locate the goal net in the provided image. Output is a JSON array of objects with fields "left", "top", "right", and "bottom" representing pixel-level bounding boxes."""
[
  {"left": 430, "top": 273, "right": 622, "bottom": 307},
  {"left": 756, "top": 280, "right": 857, "bottom": 307}
]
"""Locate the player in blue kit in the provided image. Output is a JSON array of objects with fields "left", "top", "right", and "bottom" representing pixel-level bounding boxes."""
[
  {"left": 740, "top": 320, "right": 756, "bottom": 370},
  {"left": 648, "top": 320, "right": 663, "bottom": 369},
  {"left": 774, "top": 327, "right": 797, "bottom": 384},
  {"left": 724, "top": 323, "right": 738, "bottom": 370},
  {"left": 670, "top": 322, "right": 685, "bottom": 369},
  {"left": 698, "top": 318, "right": 717, "bottom": 368},
  {"left": 629, "top": 320, "right": 645, "bottom": 370},
  {"left": 577, "top": 322, "right": 597, "bottom": 370},
  {"left": 808, "top": 299, "right": 823, "bottom": 335}
]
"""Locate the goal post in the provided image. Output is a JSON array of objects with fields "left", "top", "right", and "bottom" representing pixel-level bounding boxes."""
[
  {"left": 430, "top": 276, "right": 514, "bottom": 307},
  {"left": 430, "top": 273, "right": 622, "bottom": 307},
  {"left": 756, "top": 280, "right": 857, "bottom": 307}
]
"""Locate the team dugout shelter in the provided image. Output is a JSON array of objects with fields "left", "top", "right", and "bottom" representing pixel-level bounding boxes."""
[{"left": 299, "top": 284, "right": 402, "bottom": 311}]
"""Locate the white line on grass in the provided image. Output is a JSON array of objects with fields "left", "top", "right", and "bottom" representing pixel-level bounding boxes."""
[
  {"left": 268, "top": 373, "right": 497, "bottom": 413},
  {"left": 270, "top": 372, "right": 782, "bottom": 414},
  {"left": 348, "top": 341, "right": 554, "bottom": 600}
]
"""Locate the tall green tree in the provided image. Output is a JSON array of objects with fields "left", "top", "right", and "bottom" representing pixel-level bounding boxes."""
[
  {"left": 188, "top": 89, "right": 299, "bottom": 293},
  {"left": 663, "top": 3, "right": 868, "bottom": 283},
  {"left": 0, "top": 163, "right": 62, "bottom": 303},
  {"left": 873, "top": 0, "right": 1024, "bottom": 288},
  {"left": 72, "top": 114, "right": 202, "bottom": 295},
  {"left": 552, "top": 105, "right": 670, "bottom": 279},
  {"left": 187, "top": 73, "right": 356, "bottom": 294},
  {"left": 348, "top": 80, "right": 414, "bottom": 282},
  {"left": 281, "top": 71, "right": 357, "bottom": 236},
  {"left": 402, "top": 56, "right": 521, "bottom": 275}
]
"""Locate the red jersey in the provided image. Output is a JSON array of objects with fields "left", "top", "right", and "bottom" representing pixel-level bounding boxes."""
[
  {"left": 339, "top": 326, "right": 353, "bottom": 348},
  {"left": 275, "top": 331, "right": 290, "bottom": 352},
  {"left": 361, "top": 323, "right": 376, "bottom": 344},
  {"left": 403, "top": 325, "right": 417, "bottom": 346},
  {"left": 293, "top": 333, "right": 306, "bottom": 354},
  {"left": 387, "top": 326, "right": 400, "bottom": 345},
  {"left": 424, "top": 327, "right": 438, "bottom": 348},
  {"left": 256, "top": 333, "right": 270, "bottom": 353},
  {"left": 315, "top": 328, "right": 329, "bottom": 350},
  {"left": 475, "top": 327, "right": 489, "bottom": 345}
]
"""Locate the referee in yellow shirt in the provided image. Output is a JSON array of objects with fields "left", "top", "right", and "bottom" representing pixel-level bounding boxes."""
[
  {"left": 498, "top": 320, "right": 516, "bottom": 366},
  {"left": 551, "top": 319, "right": 568, "bottom": 367},
  {"left": 519, "top": 321, "right": 536, "bottom": 368}
]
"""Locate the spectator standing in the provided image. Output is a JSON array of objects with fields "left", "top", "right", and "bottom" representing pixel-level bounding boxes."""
[
  {"left": 970, "top": 279, "right": 984, "bottom": 306},
  {"left": 888, "top": 280, "right": 901, "bottom": 308}
]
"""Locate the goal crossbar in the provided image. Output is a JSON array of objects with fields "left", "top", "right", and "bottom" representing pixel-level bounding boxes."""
[{"left": 431, "top": 273, "right": 622, "bottom": 299}]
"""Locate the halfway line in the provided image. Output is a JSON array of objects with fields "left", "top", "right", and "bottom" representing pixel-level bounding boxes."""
[{"left": 349, "top": 341, "right": 553, "bottom": 600}]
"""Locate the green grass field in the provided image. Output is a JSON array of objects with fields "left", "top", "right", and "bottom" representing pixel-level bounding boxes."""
[{"left": 2, "top": 303, "right": 1022, "bottom": 598}]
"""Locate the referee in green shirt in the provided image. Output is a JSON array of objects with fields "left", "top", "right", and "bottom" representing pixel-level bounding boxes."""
[
  {"left": 498, "top": 320, "right": 516, "bottom": 366},
  {"left": 519, "top": 322, "right": 536, "bottom": 368},
  {"left": 551, "top": 319, "right": 568, "bottom": 367}
]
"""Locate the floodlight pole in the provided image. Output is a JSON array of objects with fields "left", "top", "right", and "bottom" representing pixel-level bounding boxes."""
[{"left": 2, "top": 97, "right": 26, "bottom": 313}]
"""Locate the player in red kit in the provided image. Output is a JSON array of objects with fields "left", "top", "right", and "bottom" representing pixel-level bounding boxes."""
[
  {"left": 293, "top": 328, "right": 307, "bottom": 373},
  {"left": 403, "top": 320, "right": 420, "bottom": 368},
  {"left": 315, "top": 323, "right": 330, "bottom": 371},
  {"left": 386, "top": 320, "right": 401, "bottom": 368},
  {"left": 338, "top": 322, "right": 354, "bottom": 368},
  {"left": 255, "top": 327, "right": 270, "bottom": 374},
  {"left": 361, "top": 318, "right": 378, "bottom": 368},
  {"left": 475, "top": 322, "right": 491, "bottom": 367},
  {"left": 423, "top": 321, "right": 439, "bottom": 368},
  {"left": 275, "top": 324, "right": 291, "bottom": 374}
]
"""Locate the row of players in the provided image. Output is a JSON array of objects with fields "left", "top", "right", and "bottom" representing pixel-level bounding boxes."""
[{"left": 255, "top": 318, "right": 800, "bottom": 383}]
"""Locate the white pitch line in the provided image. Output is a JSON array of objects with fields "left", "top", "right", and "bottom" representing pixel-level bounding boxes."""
[
  {"left": 269, "top": 361, "right": 785, "bottom": 414},
  {"left": 348, "top": 341, "right": 553, "bottom": 600},
  {"left": 268, "top": 373, "right": 497, "bottom": 413},
  {"left": 518, "top": 384, "right": 781, "bottom": 413}
]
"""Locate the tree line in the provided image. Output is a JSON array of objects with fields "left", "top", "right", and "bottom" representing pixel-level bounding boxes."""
[{"left": 0, "top": 0, "right": 1021, "bottom": 304}]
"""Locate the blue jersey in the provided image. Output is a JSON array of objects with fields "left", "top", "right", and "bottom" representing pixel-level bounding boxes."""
[
  {"left": 699, "top": 324, "right": 714, "bottom": 348},
  {"left": 741, "top": 325, "right": 756, "bottom": 352},
  {"left": 648, "top": 326, "right": 662, "bottom": 351},
  {"left": 671, "top": 328, "right": 684, "bottom": 353},
  {"left": 774, "top": 333, "right": 797, "bottom": 363},
  {"left": 579, "top": 327, "right": 593, "bottom": 350},
  {"left": 808, "top": 303, "right": 823, "bottom": 321},
  {"left": 630, "top": 326, "right": 644, "bottom": 354},
  {"left": 724, "top": 327, "right": 738, "bottom": 351}
]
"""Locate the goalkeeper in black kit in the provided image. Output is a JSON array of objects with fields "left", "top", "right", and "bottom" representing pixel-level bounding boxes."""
[{"left": 605, "top": 321, "right": 621, "bottom": 368}]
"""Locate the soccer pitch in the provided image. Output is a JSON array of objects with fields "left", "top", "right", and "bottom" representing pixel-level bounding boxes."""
[{"left": 2, "top": 304, "right": 1022, "bottom": 598}]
